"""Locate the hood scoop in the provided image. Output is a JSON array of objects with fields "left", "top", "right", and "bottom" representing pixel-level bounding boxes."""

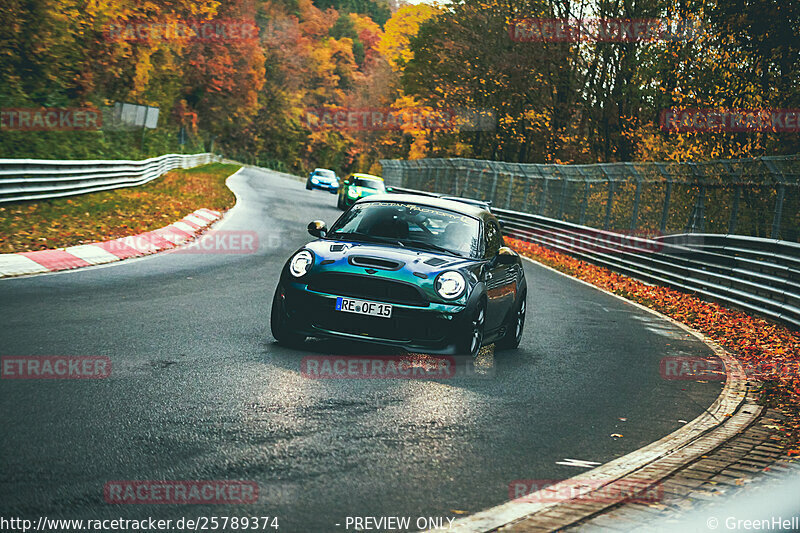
[
  {"left": 330, "top": 244, "right": 348, "bottom": 252},
  {"left": 349, "top": 256, "right": 404, "bottom": 271},
  {"left": 423, "top": 257, "right": 449, "bottom": 267}
]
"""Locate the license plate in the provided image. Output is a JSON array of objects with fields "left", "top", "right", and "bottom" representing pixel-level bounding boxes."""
[{"left": 335, "top": 297, "right": 392, "bottom": 318}]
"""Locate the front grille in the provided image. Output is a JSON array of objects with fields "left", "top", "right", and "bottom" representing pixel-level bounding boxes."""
[{"left": 307, "top": 273, "right": 427, "bottom": 306}]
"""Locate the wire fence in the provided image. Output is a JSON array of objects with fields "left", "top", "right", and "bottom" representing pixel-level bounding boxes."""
[{"left": 379, "top": 155, "right": 800, "bottom": 242}]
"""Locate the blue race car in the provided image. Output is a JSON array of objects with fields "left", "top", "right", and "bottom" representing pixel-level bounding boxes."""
[
  {"left": 306, "top": 168, "right": 339, "bottom": 193},
  {"left": 270, "top": 194, "right": 527, "bottom": 356}
]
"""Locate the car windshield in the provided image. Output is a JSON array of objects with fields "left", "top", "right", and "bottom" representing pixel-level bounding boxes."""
[
  {"left": 314, "top": 169, "right": 336, "bottom": 178},
  {"left": 352, "top": 178, "right": 384, "bottom": 190},
  {"left": 328, "top": 201, "right": 481, "bottom": 258}
]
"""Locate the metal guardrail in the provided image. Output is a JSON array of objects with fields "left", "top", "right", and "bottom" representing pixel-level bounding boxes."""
[
  {"left": 0, "top": 153, "right": 217, "bottom": 203},
  {"left": 387, "top": 185, "right": 800, "bottom": 330},
  {"left": 380, "top": 155, "right": 800, "bottom": 242}
]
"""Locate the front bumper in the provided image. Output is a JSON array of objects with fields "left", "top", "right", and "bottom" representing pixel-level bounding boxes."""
[
  {"left": 310, "top": 181, "right": 338, "bottom": 191},
  {"left": 281, "top": 281, "right": 473, "bottom": 354}
]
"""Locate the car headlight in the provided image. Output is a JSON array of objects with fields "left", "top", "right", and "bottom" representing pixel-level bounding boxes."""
[
  {"left": 347, "top": 187, "right": 359, "bottom": 198},
  {"left": 435, "top": 271, "right": 466, "bottom": 299},
  {"left": 289, "top": 250, "right": 314, "bottom": 278},
  {"left": 311, "top": 177, "right": 319, "bottom": 183}
]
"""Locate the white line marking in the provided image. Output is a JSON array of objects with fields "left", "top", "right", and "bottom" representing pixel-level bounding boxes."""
[{"left": 556, "top": 458, "right": 601, "bottom": 468}]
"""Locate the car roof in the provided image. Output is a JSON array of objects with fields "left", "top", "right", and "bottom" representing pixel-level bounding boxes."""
[
  {"left": 440, "top": 196, "right": 491, "bottom": 209},
  {"left": 351, "top": 173, "right": 383, "bottom": 180},
  {"left": 313, "top": 168, "right": 335, "bottom": 173},
  {"left": 359, "top": 193, "right": 490, "bottom": 218}
]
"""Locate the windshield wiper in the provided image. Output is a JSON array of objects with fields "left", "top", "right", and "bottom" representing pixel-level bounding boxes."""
[{"left": 402, "top": 239, "right": 465, "bottom": 257}]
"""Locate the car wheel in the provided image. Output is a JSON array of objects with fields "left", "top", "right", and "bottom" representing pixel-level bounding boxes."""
[
  {"left": 337, "top": 194, "right": 345, "bottom": 210},
  {"left": 497, "top": 291, "right": 526, "bottom": 350},
  {"left": 270, "top": 284, "right": 306, "bottom": 346},
  {"left": 306, "top": 181, "right": 313, "bottom": 190},
  {"left": 459, "top": 300, "right": 485, "bottom": 357}
]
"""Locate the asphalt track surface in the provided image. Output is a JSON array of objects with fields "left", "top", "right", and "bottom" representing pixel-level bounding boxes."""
[{"left": 0, "top": 167, "right": 722, "bottom": 532}]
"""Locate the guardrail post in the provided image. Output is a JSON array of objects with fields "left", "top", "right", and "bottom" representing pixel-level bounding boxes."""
[
  {"left": 721, "top": 161, "right": 741, "bottom": 234},
  {"left": 655, "top": 163, "right": 672, "bottom": 233},
  {"left": 576, "top": 167, "right": 590, "bottom": 225},
  {"left": 628, "top": 163, "right": 643, "bottom": 230},
  {"left": 490, "top": 170, "right": 499, "bottom": 205},
  {"left": 449, "top": 160, "right": 459, "bottom": 195},
  {"left": 763, "top": 159, "right": 785, "bottom": 239},
  {"left": 686, "top": 163, "right": 706, "bottom": 233},
  {"left": 478, "top": 168, "right": 488, "bottom": 201},
  {"left": 502, "top": 163, "right": 515, "bottom": 209},
  {"left": 524, "top": 172, "right": 533, "bottom": 214},
  {"left": 600, "top": 166, "right": 614, "bottom": 230},
  {"left": 557, "top": 175, "right": 569, "bottom": 220},
  {"left": 399, "top": 162, "right": 407, "bottom": 188},
  {"left": 538, "top": 167, "right": 549, "bottom": 216},
  {"left": 729, "top": 185, "right": 741, "bottom": 234},
  {"left": 772, "top": 184, "right": 785, "bottom": 239}
]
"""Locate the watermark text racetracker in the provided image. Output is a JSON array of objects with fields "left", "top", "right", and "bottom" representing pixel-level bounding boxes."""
[
  {"left": 301, "top": 354, "right": 496, "bottom": 379},
  {"left": 509, "top": 479, "right": 663, "bottom": 503},
  {"left": 0, "top": 515, "right": 280, "bottom": 532},
  {"left": 661, "top": 356, "right": 800, "bottom": 382},
  {"left": 303, "top": 107, "right": 496, "bottom": 132},
  {"left": 104, "top": 480, "right": 258, "bottom": 504},
  {"left": 173, "top": 230, "right": 262, "bottom": 254},
  {"left": 1, "top": 356, "right": 111, "bottom": 379},
  {"left": 1, "top": 108, "right": 102, "bottom": 131},
  {"left": 509, "top": 18, "right": 704, "bottom": 42},
  {"left": 660, "top": 108, "right": 800, "bottom": 133},
  {"left": 105, "top": 230, "right": 268, "bottom": 255}
]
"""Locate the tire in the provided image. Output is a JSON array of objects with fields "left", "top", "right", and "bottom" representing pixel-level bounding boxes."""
[
  {"left": 306, "top": 181, "right": 313, "bottom": 190},
  {"left": 270, "top": 284, "right": 306, "bottom": 346},
  {"left": 337, "top": 194, "right": 345, "bottom": 210},
  {"left": 496, "top": 291, "right": 526, "bottom": 350},
  {"left": 458, "top": 300, "right": 486, "bottom": 357}
]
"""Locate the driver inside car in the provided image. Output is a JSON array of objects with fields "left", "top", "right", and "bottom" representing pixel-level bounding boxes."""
[{"left": 441, "top": 221, "right": 473, "bottom": 250}]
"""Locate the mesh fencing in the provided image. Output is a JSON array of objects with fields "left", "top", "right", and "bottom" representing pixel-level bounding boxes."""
[{"left": 379, "top": 156, "right": 800, "bottom": 241}]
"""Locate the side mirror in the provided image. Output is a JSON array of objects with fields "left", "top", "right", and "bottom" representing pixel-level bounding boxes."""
[
  {"left": 495, "top": 246, "right": 518, "bottom": 264},
  {"left": 308, "top": 220, "right": 328, "bottom": 238}
]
